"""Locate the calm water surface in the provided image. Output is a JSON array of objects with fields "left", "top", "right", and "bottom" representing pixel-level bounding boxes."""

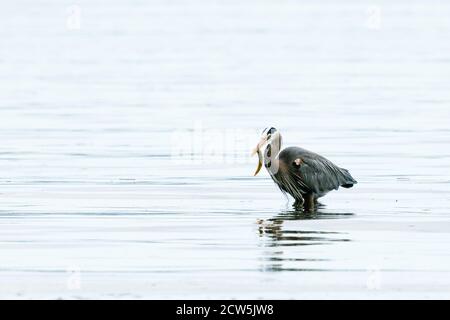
[{"left": 1, "top": 0, "right": 450, "bottom": 298}]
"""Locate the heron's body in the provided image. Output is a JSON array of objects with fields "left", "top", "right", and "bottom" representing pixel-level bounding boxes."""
[
  {"left": 268, "top": 146, "right": 356, "bottom": 208},
  {"left": 253, "top": 127, "right": 357, "bottom": 210}
]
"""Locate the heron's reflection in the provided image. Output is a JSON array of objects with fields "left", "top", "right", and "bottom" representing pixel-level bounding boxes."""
[{"left": 257, "top": 206, "right": 354, "bottom": 272}]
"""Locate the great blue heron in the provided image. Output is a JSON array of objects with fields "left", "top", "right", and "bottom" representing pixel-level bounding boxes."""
[{"left": 252, "top": 127, "right": 357, "bottom": 210}]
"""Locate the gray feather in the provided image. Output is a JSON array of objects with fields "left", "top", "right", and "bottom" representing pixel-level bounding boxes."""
[{"left": 273, "top": 147, "right": 357, "bottom": 200}]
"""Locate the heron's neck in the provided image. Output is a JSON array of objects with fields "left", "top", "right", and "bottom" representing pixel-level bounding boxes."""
[{"left": 263, "top": 138, "right": 282, "bottom": 175}]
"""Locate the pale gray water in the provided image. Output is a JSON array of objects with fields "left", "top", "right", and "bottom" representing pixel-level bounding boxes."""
[{"left": 1, "top": 0, "right": 450, "bottom": 299}]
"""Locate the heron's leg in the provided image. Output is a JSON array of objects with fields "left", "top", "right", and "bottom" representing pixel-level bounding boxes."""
[{"left": 303, "top": 193, "right": 315, "bottom": 211}]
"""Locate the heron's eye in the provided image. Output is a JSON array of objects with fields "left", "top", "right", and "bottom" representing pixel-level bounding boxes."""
[{"left": 268, "top": 127, "right": 277, "bottom": 134}]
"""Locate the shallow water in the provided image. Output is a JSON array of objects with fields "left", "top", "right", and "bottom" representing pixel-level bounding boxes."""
[{"left": 1, "top": 0, "right": 450, "bottom": 299}]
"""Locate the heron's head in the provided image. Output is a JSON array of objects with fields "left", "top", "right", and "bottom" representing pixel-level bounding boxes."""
[{"left": 251, "top": 127, "right": 281, "bottom": 176}]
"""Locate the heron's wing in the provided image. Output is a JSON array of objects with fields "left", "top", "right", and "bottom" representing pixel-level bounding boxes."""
[{"left": 280, "top": 147, "right": 357, "bottom": 194}]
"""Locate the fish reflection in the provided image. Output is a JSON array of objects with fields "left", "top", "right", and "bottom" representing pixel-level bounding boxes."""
[{"left": 257, "top": 208, "right": 353, "bottom": 272}]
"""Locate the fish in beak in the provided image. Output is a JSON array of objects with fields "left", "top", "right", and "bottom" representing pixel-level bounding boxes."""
[
  {"left": 253, "top": 149, "right": 263, "bottom": 176},
  {"left": 252, "top": 134, "right": 268, "bottom": 176}
]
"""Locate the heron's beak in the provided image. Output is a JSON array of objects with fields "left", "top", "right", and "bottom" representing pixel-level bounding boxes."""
[{"left": 252, "top": 134, "right": 268, "bottom": 176}]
